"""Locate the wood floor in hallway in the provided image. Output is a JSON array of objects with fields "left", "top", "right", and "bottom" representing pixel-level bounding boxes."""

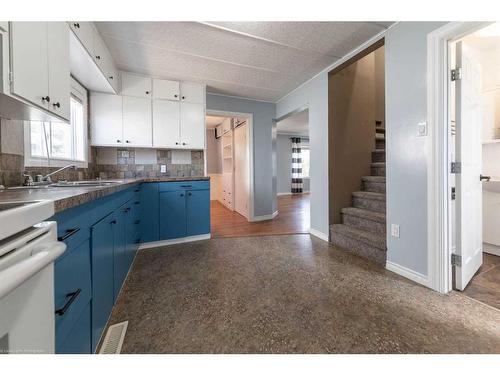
[{"left": 210, "top": 193, "right": 310, "bottom": 238}]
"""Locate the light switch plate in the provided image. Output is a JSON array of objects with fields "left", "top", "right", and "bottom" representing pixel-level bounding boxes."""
[
  {"left": 391, "top": 224, "right": 400, "bottom": 238},
  {"left": 160, "top": 165, "right": 166, "bottom": 173},
  {"left": 417, "top": 121, "right": 428, "bottom": 137}
]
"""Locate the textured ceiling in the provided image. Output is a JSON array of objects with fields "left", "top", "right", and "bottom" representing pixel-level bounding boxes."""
[
  {"left": 95, "top": 22, "right": 393, "bottom": 102},
  {"left": 277, "top": 109, "right": 309, "bottom": 135}
]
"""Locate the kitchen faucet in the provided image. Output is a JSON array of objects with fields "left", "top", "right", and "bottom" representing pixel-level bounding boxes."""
[{"left": 41, "top": 164, "right": 77, "bottom": 182}]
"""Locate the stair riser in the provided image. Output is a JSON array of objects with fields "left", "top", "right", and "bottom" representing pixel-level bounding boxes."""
[
  {"left": 371, "top": 165, "right": 386, "bottom": 177},
  {"left": 329, "top": 230, "right": 387, "bottom": 265},
  {"left": 342, "top": 213, "right": 386, "bottom": 235},
  {"left": 353, "top": 197, "right": 386, "bottom": 213},
  {"left": 375, "top": 139, "right": 385, "bottom": 149},
  {"left": 371, "top": 151, "right": 386, "bottom": 163},
  {"left": 362, "top": 181, "right": 386, "bottom": 194}
]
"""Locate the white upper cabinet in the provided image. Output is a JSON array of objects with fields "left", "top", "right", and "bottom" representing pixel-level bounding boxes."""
[
  {"left": 153, "top": 99, "right": 180, "bottom": 148},
  {"left": 152, "top": 78, "right": 179, "bottom": 100},
  {"left": 69, "top": 22, "right": 94, "bottom": 54},
  {"left": 180, "top": 102, "right": 205, "bottom": 149},
  {"left": 10, "top": 22, "right": 49, "bottom": 110},
  {"left": 121, "top": 73, "right": 151, "bottom": 98},
  {"left": 47, "top": 22, "right": 70, "bottom": 120},
  {"left": 180, "top": 82, "right": 205, "bottom": 104},
  {"left": 10, "top": 22, "right": 70, "bottom": 120},
  {"left": 90, "top": 92, "right": 123, "bottom": 146},
  {"left": 123, "top": 96, "right": 152, "bottom": 147}
]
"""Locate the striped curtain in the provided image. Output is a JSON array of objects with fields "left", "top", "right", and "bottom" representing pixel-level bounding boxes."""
[{"left": 291, "top": 137, "right": 303, "bottom": 194}]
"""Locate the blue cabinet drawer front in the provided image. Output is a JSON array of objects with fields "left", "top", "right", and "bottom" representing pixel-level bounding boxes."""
[
  {"left": 56, "top": 302, "right": 92, "bottom": 354},
  {"left": 54, "top": 238, "right": 92, "bottom": 349},
  {"left": 158, "top": 180, "right": 209, "bottom": 192}
]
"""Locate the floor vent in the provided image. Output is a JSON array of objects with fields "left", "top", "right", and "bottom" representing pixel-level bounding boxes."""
[{"left": 99, "top": 321, "right": 128, "bottom": 354}]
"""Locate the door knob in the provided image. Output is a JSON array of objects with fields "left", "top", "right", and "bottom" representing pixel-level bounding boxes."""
[{"left": 480, "top": 174, "right": 491, "bottom": 181}]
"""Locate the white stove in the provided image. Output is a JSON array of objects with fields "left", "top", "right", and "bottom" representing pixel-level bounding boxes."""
[{"left": 0, "top": 200, "right": 54, "bottom": 241}]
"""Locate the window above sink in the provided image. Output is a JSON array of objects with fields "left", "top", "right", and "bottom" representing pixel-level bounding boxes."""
[{"left": 24, "top": 78, "right": 88, "bottom": 168}]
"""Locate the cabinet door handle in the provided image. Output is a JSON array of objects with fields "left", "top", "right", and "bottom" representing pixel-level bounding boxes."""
[
  {"left": 175, "top": 142, "right": 179, "bottom": 145},
  {"left": 126, "top": 140, "right": 130, "bottom": 143},
  {"left": 58, "top": 227, "right": 80, "bottom": 241},
  {"left": 180, "top": 185, "right": 192, "bottom": 188},
  {"left": 52, "top": 102, "right": 60, "bottom": 108},
  {"left": 134, "top": 201, "right": 140, "bottom": 205},
  {"left": 174, "top": 94, "right": 178, "bottom": 98},
  {"left": 117, "top": 140, "right": 121, "bottom": 143},
  {"left": 109, "top": 76, "right": 114, "bottom": 80},
  {"left": 110, "top": 219, "right": 117, "bottom": 224},
  {"left": 135, "top": 238, "right": 141, "bottom": 244},
  {"left": 55, "top": 289, "right": 81, "bottom": 316},
  {"left": 42, "top": 95, "right": 50, "bottom": 103},
  {"left": 73, "top": 22, "right": 80, "bottom": 28},
  {"left": 180, "top": 193, "right": 184, "bottom": 197},
  {"left": 95, "top": 55, "right": 101, "bottom": 60},
  {"left": 134, "top": 219, "right": 141, "bottom": 225},
  {"left": 188, "top": 192, "right": 192, "bottom": 196},
  {"left": 182, "top": 142, "right": 187, "bottom": 146},
  {"left": 181, "top": 96, "right": 185, "bottom": 100},
  {"left": 145, "top": 91, "right": 150, "bottom": 95}
]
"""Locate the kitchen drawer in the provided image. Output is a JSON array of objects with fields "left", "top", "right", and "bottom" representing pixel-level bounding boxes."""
[
  {"left": 56, "top": 302, "right": 91, "bottom": 354},
  {"left": 54, "top": 238, "right": 92, "bottom": 350},
  {"left": 158, "top": 180, "right": 209, "bottom": 192}
]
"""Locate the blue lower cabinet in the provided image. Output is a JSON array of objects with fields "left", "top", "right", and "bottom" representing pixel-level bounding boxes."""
[
  {"left": 57, "top": 303, "right": 92, "bottom": 354},
  {"left": 186, "top": 189, "right": 210, "bottom": 236},
  {"left": 90, "top": 214, "right": 116, "bottom": 352},
  {"left": 159, "top": 190, "right": 187, "bottom": 240},
  {"left": 54, "top": 238, "right": 92, "bottom": 354},
  {"left": 140, "top": 183, "right": 159, "bottom": 242},
  {"left": 113, "top": 205, "right": 128, "bottom": 301}
]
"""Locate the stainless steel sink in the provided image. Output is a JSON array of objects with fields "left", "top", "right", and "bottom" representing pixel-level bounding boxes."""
[
  {"left": 50, "top": 180, "right": 123, "bottom": 187},
  {"left": 6, "top": 185, "right": 53, "bottom": 190}
]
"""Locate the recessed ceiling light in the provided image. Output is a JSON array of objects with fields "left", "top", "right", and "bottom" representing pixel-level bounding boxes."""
[{"left": 475, "top": 23, "right": 500, "bottom": 37}]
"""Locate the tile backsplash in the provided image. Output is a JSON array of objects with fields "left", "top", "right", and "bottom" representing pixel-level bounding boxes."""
[{"left": 0, "top": 118, "right": 205, "bottom": 187}]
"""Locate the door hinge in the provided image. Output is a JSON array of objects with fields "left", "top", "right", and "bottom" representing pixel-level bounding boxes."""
[
  {"left": 8, "top": 71, "right": 13, "bottom": 84},
  {"left": 451, "top": 253, "right": 462, "bottom": 267},
  {"left": 451, "top": 162, "right": 461, "bottom": 174},
  {"left": 451, "top": 68, "right": 462, "bottom": 81},
  {"left": 451, "top": 187, "right": 456, "bottom": 200}
]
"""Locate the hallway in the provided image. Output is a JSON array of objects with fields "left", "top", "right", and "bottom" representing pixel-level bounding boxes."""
[{"left": 210, "top": 194, "right": 310, "bottom": 238}]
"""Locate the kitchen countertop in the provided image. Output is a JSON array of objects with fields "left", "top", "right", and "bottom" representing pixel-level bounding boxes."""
[{"left": 0, "top": 177, "right": 210, "bottom": 213}]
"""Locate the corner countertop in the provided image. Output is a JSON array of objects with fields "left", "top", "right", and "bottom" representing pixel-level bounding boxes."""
[{"left": 0, "top": 176, "right": 210, "bottom": 214}]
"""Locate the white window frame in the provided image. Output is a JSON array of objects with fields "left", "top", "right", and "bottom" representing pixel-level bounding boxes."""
[
  {"left": 301, "top": 143, "right": 310, "bottom": 179},
  {"left": 24, "top": 78, "right": 88, "bottom": 168}
]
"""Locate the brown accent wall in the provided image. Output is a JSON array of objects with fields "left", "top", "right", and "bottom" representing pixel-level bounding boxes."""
[{"left": 328, "top": 46, "right": 385, "bottom": 224}]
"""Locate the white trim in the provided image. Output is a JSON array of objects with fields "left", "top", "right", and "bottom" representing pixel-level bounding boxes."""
[
  {"left": 483, "top": 243, "right": 500, "bottom": 257},
  {"left": 309, "top": 228, "right": 329, "bottom": 242},
  {"left": 277, "top": 191, "right": 310, "bottom": 196},
  {"left": 427, "top": 22, "right": 491, "bottom": 294},
  {"left": 250, "top": 210, "right": 278, "bottom": 222},
  {"left": 276, "top": 23, "right": 398, "bottom": 104},
  {"left": 386, "top": 261, "right": 430, "bottom": 288},
  {"left": 206, "top": 109, "right": 255, "bottom": 222},
  {"left": 206, "top": 91, "right": 276, "bottom": 104},
  {"left": 139, "top": 234, "right": 211, "bottom": 250}
]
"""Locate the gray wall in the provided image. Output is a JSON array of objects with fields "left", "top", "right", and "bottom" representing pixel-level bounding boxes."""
[
  {"left": 276, "top": 74, "right": 329, "bottom": 237},
  {"left": 205, "top": 128, "right": 222, "bottom": 174},
  {"left": 277, "top": 134, "right": 310, "bottom": 194},
  {"left": 385, "top": 22, "right": 447, "bottom": 276},
  {"left": 206, "top": 94, "right": 277, "bottom": 216}
]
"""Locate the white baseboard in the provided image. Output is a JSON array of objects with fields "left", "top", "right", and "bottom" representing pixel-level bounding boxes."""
[
  {"left": 386, "top": 261, "right": 430, "bottom": 288},
  {"left": 277, "top": 191, "right": 310, "bottom": 196},
  {"left": 251, "top": 210, "right": 279, "bottom": 222},
  {"left": 309, "top": 228, "right": 329, "bottom": 242},
  {"left": 277, "top": 192, "right": 292, "bottom": 196},
  {"left": 483, "top": 242, "right": 500, "bottom": 256},
  {"left": 139, "top": 234, "right": 211, "bottom": 250}
]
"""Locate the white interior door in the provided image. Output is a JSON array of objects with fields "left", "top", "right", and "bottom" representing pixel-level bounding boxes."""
[
  {"left": 454, "top": 40, "right": 483, "bottom": 290},
  {"left": 234, "top": 123, "right": 249, "bottom": 219}
]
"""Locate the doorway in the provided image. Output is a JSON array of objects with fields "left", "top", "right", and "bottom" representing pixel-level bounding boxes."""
[{"left": 429, "top": 22, "right": 500, "bottom": 308}]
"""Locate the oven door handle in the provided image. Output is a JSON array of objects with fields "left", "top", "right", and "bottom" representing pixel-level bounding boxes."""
[{"left": 0, "top": 241, "right": 66, "bottom": 299}]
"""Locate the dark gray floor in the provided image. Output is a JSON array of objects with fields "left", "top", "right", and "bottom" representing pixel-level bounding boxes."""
[{"left": 108, "top": 235, "right": 500, "bottom": 353}]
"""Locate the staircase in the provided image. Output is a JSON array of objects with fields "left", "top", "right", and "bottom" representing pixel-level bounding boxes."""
[{"left": 329, "top": 131, "right": 387, "bottom": 265}]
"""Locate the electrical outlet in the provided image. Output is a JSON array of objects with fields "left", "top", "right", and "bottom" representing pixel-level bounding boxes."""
[
  {"left": 160, "top": 165, "right": 166, "bottom": 173},
  {"left": 417, "top": 121, "right": 427, "bottom": 137},
  {"left": 391, "top": 224, "right": 400, "bottom": 238}
]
